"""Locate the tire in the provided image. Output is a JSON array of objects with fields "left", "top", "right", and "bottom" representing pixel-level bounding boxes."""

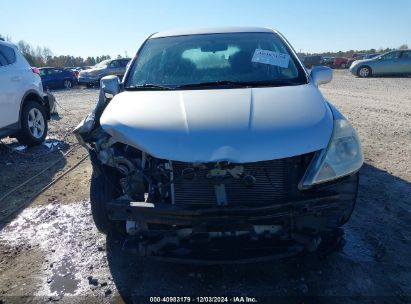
[
  {"left": 90, "top": 166, "right": 123, "bottom": 234},
  {"left": 63, "top": 79, "right": 72, "bottom": 89},
  {"left": 16, "top": 101, "right": 48, "bottom": 146},
  {"left": 357, "top": 66, "right": 372, "bottom": 78},
  {"left": 340, "top": 62, "right": 347, "bottom": 69}
]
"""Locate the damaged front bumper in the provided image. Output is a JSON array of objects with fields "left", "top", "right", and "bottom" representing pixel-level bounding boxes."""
[{"left": 107, "top": 174, "right": 357, "bottom": 264}]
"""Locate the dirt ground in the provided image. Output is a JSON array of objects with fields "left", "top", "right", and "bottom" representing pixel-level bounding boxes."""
[{"left": 0, "top": 70, "right": 410, "bottom": 303}]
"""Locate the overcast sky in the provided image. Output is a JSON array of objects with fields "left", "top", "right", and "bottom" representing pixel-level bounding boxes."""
[{"left": 1, "top": 0, "right": 410, "bottom": 58}]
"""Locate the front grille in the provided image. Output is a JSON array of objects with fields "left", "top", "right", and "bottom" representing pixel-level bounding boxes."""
[{"left": 172, "top": 159, "right": 289, "bottom": 207}]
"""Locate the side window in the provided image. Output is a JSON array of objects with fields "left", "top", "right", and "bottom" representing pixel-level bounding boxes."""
[
  {"left": 0, "top": 52, "right": 7, "bottom": 66},
  {"left": 50, "top": 69, "right": 63, "bottom": 75},
  {"left": 381, "top": 51, "right": 400, "bottom": 60},
  {"left": 401, "top": 51, "right": 411, "bottom": 59},
  {"left": 120, "top": 59, "right": 130, "bottom": 67},
  {"left": 39, "top": 69, "right": 47, "bottom": 76},
  {"left": 109, "top": 60, "right": 120, "bottom": 68},
  {"left": 0, "top": 44, "right": 16, "bottom": 65}
]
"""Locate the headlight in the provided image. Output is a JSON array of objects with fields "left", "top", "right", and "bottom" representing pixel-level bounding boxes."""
[{"left": 301, "top": 119, "right": 363, "bottom": 187}]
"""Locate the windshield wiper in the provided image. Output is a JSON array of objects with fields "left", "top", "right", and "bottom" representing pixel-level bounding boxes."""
[
  {"left": 125, "top": 84, "right": 174, "bottom": 90},
  {"left": 175, "top": 80, "right": 301, "bottom": 89},
  {"left": 126, "top": 80, "right": 302, "bottom": 90},
  {"left": 175, "top": 80, "right": 250, "bottom": 89}
]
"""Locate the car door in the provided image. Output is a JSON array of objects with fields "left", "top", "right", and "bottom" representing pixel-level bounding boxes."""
[
  {"left": 373, "top": 51, "right": 401, "bottom": 75},
  {"left": 0, "top": 44, "right": 20, "bottom": 128},
  {"left": 40, "top": 68, "right": 51, "bottom": 89},
  {"left": 108, "top": 60, "right": 122, "bottom": 77},
  {"left": 52, "top": 68, "right": 65, "bottom": 88},
  {"left": 47, "top": 69, "right": 64, "bottom": 88},
  {"left": 119, "top": 59, "right": 130, "bottom": 79},
  {"left": 399, "top": 50, "right": 411, "bottom": 74}
]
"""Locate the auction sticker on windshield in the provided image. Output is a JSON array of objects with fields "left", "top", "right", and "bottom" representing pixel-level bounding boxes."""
[{"left": 251, "top": 49, "right": 290, "bottom": 68}]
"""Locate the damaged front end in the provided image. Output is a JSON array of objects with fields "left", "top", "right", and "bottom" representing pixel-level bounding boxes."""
[{"left": 74, "top": 76, "right": 358, "bottom": 264}]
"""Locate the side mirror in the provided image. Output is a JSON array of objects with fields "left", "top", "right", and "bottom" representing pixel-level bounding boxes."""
[
  {"left": 100, "top": 75, "right": 120, "bottom": 97},
  {"left": 310, "top": 66, "right": 333, "bottom": 86},
  {"left": 91, "top": 75, "right": 120, "bottom": 119}
]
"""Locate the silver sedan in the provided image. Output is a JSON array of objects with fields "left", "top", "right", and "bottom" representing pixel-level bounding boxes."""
[{"left": 350, "top": 50, "right": 411, "bottom": 77}]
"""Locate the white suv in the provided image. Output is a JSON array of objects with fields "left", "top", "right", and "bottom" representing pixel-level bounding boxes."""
[{"left": 0, "top": 40, "right": 55, "bottom": 146}]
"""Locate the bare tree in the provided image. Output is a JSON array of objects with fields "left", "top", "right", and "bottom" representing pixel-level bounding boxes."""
[{"left": 42, "top": 47, "right": 53, "bottom": 64}]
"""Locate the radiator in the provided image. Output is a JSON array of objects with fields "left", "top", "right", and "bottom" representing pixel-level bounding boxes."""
[{"left": 171, "top": 159, "right": 288, "bottom": 207}]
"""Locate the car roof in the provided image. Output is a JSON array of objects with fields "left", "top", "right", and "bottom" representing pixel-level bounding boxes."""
[
  {"left": 151, "top": 27, "right": 275, "bottom": 38},
  {"left": 381, "top": 49, "right": 410, "bottom": 55},
  {"left": 387, "top": 49, "right": 411, "bottom": 52},
  {"left": 0, "top": 40, "right": 18, "bottom": 49}
]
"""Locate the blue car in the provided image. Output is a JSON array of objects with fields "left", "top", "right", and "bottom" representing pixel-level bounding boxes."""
[{"left": 39, "top": 67, "right": 78, "bottom": 90}]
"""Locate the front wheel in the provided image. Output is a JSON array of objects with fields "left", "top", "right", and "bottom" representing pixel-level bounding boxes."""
[
  {"left": 358, "top": 66, "right": 372, "bottom": 78},
  {"left": 90, "top": 166, "right": 123, "bottom": 234},
  {"left": 340, "top": 62, "right": 347, "bottom": 69},
  {"left": 16, "top": 101, "right": 48, "bottom": 146},
  {"left": 63, "top": 79, "right": 73, "bottom": 89}
]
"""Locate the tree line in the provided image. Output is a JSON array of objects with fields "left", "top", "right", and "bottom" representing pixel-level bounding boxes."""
[
  {"left": 299, "top": 44, "right": 409, "bottom": 58},
  {"left": 0, "top": 34, "right": 112, "bottom": 67},
  {"left": 1, "top": 33, "right": 408, "bottom": 66}
]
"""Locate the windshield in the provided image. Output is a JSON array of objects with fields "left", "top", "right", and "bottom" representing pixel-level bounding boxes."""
[
  {"left": 125, "top": 32, "right": 306, "bottom": 89},
  {"left": 94, "top": 59, "right": 109, "bottom": 68}
]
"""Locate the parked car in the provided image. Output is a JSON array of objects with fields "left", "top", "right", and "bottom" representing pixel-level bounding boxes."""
[
  {"left": 351, "top": 53, "right": 366, "bottom": 59},
  {"left": 78, "top": 58, "right": 131, "bottom": 87},
  {"left": 74, "top": 27, "right": 363, "bottom": 262},
  {"left": 39, "top": 67, "right": 77, "bottom": 89},
  {"left": 363, "top": 53, "right": 380, "bottom": 59},
  {"left": 0, "top": 40, "right": 55, "bottom": 146},
  {"left": 68, "top": 67, "right": 80, "bottom": 78},
  {"left": 333, "top": 57, "right": 349, "bottom": 68},
  {"left": 320, "top": 56, "right": 335, "bottom": 67},
  {"left": 347, "top": 54, "right": 367, "bottom": 68},
  {"left": 68, "top": 66, "right": 92, "bottom": 78},
  {"left": 350, "top": 50, "right": 411, "bottom": 77},
  {"left": 302, "top": 55, "right": 323, "bottom": 68}
]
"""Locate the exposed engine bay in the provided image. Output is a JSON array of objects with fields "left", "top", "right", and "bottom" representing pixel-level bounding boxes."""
[
  {"left": 75, "top": 124, "right": 356, "bottom": 263},
  {"left": 73, "top": 77, "right": 358, "bottom": 263}
]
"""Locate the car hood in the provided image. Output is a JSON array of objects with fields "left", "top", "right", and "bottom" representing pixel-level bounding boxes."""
[
  {"left": 100, "top": 84, "right": 333, "bottom": 163},
  {"left": 80, "top": 68, "right": 105, "bottom": 76},
  {"left": 351, "top": 58, "right": 374, "bottom": 66}
]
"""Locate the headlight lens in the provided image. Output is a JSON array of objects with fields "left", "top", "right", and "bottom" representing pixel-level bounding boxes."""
[{"left": 302, "top": 119, "right": 363, "bottom": 187}]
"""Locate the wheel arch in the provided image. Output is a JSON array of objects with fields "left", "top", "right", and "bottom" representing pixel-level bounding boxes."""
[
  {"left": 19, "top": 90, "right": 49, "bottom": 127},
  {"left": 357, "top": 65, "right": 372, "bottom": 77}
]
